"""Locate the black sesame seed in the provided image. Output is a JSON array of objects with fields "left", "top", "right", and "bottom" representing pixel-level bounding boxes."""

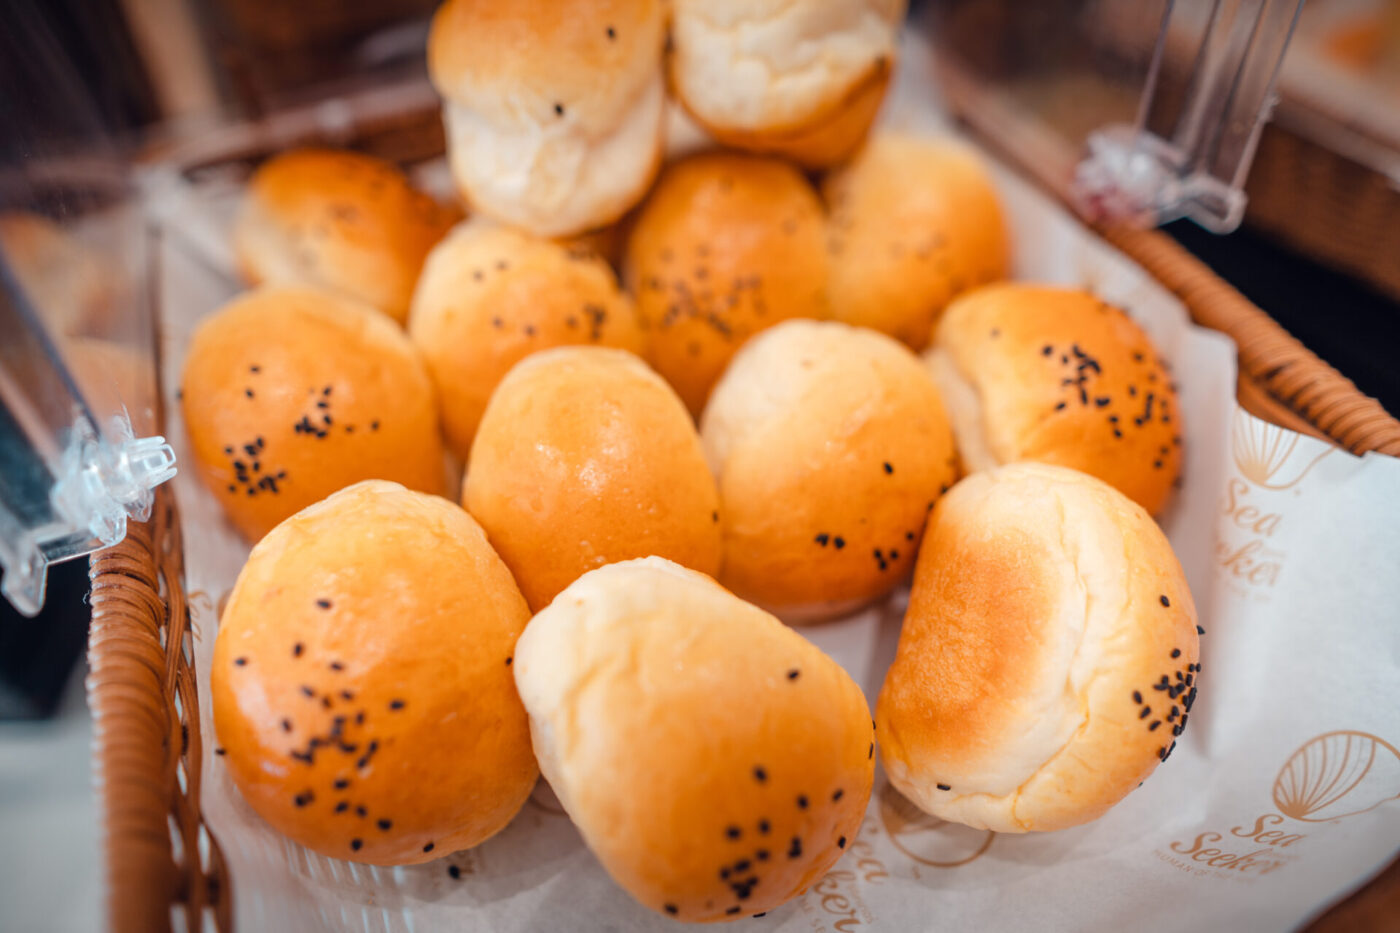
[
  {"left": 727, "top": 908, "right": 741, "bottom": 916},
  {"left": 1042, "top": 345, "right": 1053, "bottom": 356},
  {"left": 1197, "top": 625, "right": 1205, "bottom": 634},
  {"left": 726, "top": 826, "right": 741, "bottom": 840},
  {"left": 868, "top": 743, "right": 874, "bottom": 759},
  {"left": 389, "top": 699, "right": 405, "bottom": 711},
  {"left": 553, "top": 102, "right": 565, "bottom": 117},
  {"left": 758, "top": 820, "right": 770, "bottom": 834},
  {"left": 1140, "top": 707, "right": 1151, "bottom": 719},
  {"left": 814, "top": 533, "right": 829, "bottom": 546},
  {"left": 1171, "top": 648, "right": 1181, "bottom": 658},
  {"left": 215, "top": 748, "right": 226, "bottom": 756},
  {"left": 753, "top": 766, "right": 767, "bottom": 782},
  {"left": 423, "top": 842, "right": 435, "bottom": 853},
  {"left": 796, "top": 795, "right": 808, "bottom": 809},
  {"left": 341, "top": 690, "right": 354, "bottom": 701},
  {"left": 294, "top": 791, "right": 313, "bottom": 807},
  {"left": 335, "top": 801, "right": 349, "bottom": 813},
  {"left": 720, "top": 867, "right": 731, "bottom": 880},
  {"left": 664, "top": 905, "right": 678, "bottom": 915},
  {"left": 734, "top": 859, "right": 751, "bottom": 873},
  {"left": 1133, "top": 691, "right": 1143, "bottom": 703},
  {"left": 334, "top": 778, "right": 349, "bottom": 790},
  {"left": 370, "top": 421, "right": 379, "bottom": 431},
  {"left": 244, "top": 388, "right": 254, "bottom": 398},
  {"left": 833, "top": 536, "right": 845, "bottom": 549},
  {"left": 838, "top": 836, "right": 847, "bottom": 848},
  {"left": 1160, "top": 595, "right": 1171, "bottom": 607},
  {"left": 293, "top": 643, "right": 304, "bottom": 658},
  {"left": 753, "top": 913, "right": 766, "bottom": 918},
  {"left": 321, "top": 697, "right": 332, "bottom": 709},
  {"left": 1054, "top": 401, "right": 1067, "bottom": 411},
  {"left": 234, "top": 657, "right": 247, "bottom": 666},
  {"left": 356, "top": 806, "right": 367, "bottom": 817},
  {"left": 1150, "top": 721, "right": 1162, "bottom": 731},
  {"left": 787, "top": 669, "right": 800, "bottom": 681},
  {"left": 787, "top": 837, "right": 802, "bottom": 858},
  {"left": 448, "top": 865, "right": 461, "bottom": 879},
  {"left": 281, "top": 718, "right": 292, "bottom": 732},
  {"left": 317, "top": 599, "right": 332, "bottom": 610},
  {"left": 329, "top": 661, "right": 344, "bottom": 671},
  {"left": 883, "top": 462, "right": 894, "bottom": 474},
  {"left": 756, "top": 849, "right": 769, "bottom": 861},
  {"left": 377, "top": 819, "right": 392, "bottom": 831},
  {"left": 833, "top": 789, "right": 844, "bottom": 801},
  {"left": 505, "top": 657, "right": 513, "bottom": 666},
  {"left": 937, "top": 783, "right": 951, "bottom": 791}
]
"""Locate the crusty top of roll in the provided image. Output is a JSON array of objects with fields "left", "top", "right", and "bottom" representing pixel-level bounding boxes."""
[
  {"left": 233, "top": 149, "right": 457, "bottom": 323},
  {"left": 876, "top": 462, "right": 1200, "bottom": 833},
  {"left": 669, "top": 0, "right": 903, "bottom": 136},
  {"left": 464, "top": 346, "right": 721, "bottom": 612},
  {"left": 701, "top": 319, "right": 958, "bottom": 620},
  {"left": 514, "top": 557, "right": 875, "bottom": 922},
  {"left": 429, "top": 0, "right": 664, "bottom": 130},
  {"left": 929, "top": 283, "right": 1183, "bottom": 515},
  {"left": 212, "top": 480, "right": 536, "bottom": 864},
  {"left": 408, "top": 222, "right": 644, "bottom": 460}
]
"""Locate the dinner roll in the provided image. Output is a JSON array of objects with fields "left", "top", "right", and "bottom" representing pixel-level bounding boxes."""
[
  {"left": 876, "top": 462, "right": 1200, "bottom": 832},
  {"left": 824, "top": 134, "right": 1010, "bottom": 350},
  {"left": 669, "top": 0, "right": 903, "bottom": 167},
  {"left": 464, "top": 347, "right": 720, "bottom": 611},
  {"left": 701, "top": 319, "right": 958, "bottom": 621},
  {"left": 514, "top": 557, "right": 875, "bottom": 921},
  {"left": 428, "top": 0, "right": 666, "bottom": 236},
  {"left": 233, "top": 149, "right": 458, "bottom": 324},
  {"left": 180, "top": 285, "right": 445, "bottom": 541},
  {"left": 928, "top": 283, "right": 1183, "bottom": 514},
  {"left": 624, "top": 152, "right": 828, "bottom": 414},
  {"left": 408, "top": 224, "right": 644, "bottom": 460},
  {"left": 213, "top": 481, "right": 536, "bottom": 864}
]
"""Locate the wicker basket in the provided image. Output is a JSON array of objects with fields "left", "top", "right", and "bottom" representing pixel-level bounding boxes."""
[{"left": 85, "top": 117, "right": 1400, "bottom": 933}]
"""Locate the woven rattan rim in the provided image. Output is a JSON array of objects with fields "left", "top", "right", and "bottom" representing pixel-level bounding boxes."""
[{"left": 83, "top": 227, "right": 1398, "bottom": 933}]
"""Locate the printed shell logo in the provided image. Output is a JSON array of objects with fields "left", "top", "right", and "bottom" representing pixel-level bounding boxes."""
[
  {"left": 1273, "top": 731, "right": 1400, "bottom": 823},
  {"left": 877, "top": 782, "right": 994, "bottom": 867},
  {"left": 1231, "top": 410, "right": 1331, "bottom": 490}
]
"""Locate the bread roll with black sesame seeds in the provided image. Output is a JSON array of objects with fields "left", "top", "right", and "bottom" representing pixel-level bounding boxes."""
[
  {"left": 877, "top": 462, "right": 1200, "bottom": 833},
  {"left": 180, "top": 285, "right": 446, "bottom": 541},
  {"left": 212, "top": 480, "right": 537, "bottom": 864},
  {"left": 669, "top": 0, "right": 903, "bottom": 167},
  {"left": 464, "top": 346, "right": 721, "bottom": 611},
  {"left": 408, "top": 224, "right": 644, "bottom": 460},
  {"left": 624, "top": 152, "right": 829, "bottom": 415},
  {"left": 823, "top": 134, "right": 1010, "bottom": 351},
  {"left": 700, "top": 319, "right": 958, "bottom": 622},
  {"left": 514, "top": 557, "right": 875, "bottom": 922},
  {"left": 427, "top": 0, "right": 666, "bottom": 236},
  {"left": 928, "top": 283, "right": 1184, "bottom": 514},
  {"left": 233, "top": 149, "right": 459, "bottom": 324}
]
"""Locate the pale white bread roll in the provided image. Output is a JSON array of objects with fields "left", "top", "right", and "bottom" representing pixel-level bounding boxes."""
[
  {"left": 514, "top": 557, "right": 875, "bottom": 922},
  {"left": 876, "top": 462, "right": 1201, "bottom": 833},
  {"left": 700, "top": 319, "right": 958, "bottom": 621},
  {"left": 428, "top": 0, "right": 666, "bottom": 236},
  {"left": 669, "top": 0, "right": 904, "bottom": 166},
  {"left": 927, "top": 283, "right": 1184, "bottom": 515}
]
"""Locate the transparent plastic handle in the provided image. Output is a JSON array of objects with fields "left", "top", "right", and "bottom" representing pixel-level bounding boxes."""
[{"left": 1073, "top": 0, "right": 1305, "bottom": 232}]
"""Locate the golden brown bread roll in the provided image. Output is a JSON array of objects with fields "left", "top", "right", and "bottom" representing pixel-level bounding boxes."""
[
  {"left": 876, "top": 462, "right": 1200, "bottom": 833},
  {"left": 464, "top": 346, "right": 721, "bottom": 611},
  {"left": 514, "top": 557, "right": 875, "bottom": 921},
  {"left": 212, "top": 480, "right": 537, "bottom": 864},
  {"left": 701, "top": 319, "right": 958, "bottom": 621},
  {"left": 668, "top": 0, "right": 904, "bottom": 167},
  {"left": 823, "top": 134, "right": 1010, "bottom": 350},
  {"left": 428, "top": 0, "right": 666, "bottom": 236},
  {"left": 624, "top": 152, "right": 829, "bottom": 415},
  {"left": 180, "top": 285, "right": 446, "bottom": 541},
  {"left": 408, "top": 223, "right": 645, "bottom": 460},
  {"left": 233, "top": 149, "right": 458, "bottom": 324},
  {"left": 928, "top": 283, "right": 1183, "bottom": 514}
]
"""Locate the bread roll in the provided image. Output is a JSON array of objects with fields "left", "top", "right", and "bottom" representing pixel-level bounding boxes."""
[
  {"left": 514, "top": 557, "right": 875, "bottom": 921},
  {"left": 180, "top": 285, "right": 445, "bottom": 541},
  {"left": 701, "top": 319, "right": 958, "bottom": 621},
  {"left": 233, "top": 149, "right": 458, "bottom": 324},
  {"left": 428, "top": 0, "right": 666, "bottom": 236},
  {"left": 213, "top": 481, "right": 536, "bottom": 863},
  {"left": 669, "top": 0, "right": 903, "bottom": 167},
  {"left": 0, "top": 211, "right": 121, "bottom": 337},
  {"left": 823, "top": 134, "right": 1010, "bottom": 350},
  {"left": 408, "top": 224, "right": 644, "bottom": 459},
  {"left": 624, "top": 152, "right": 829, "bottom": 415},
  {"left": 464, "top": 347, "right": 720, "bottom": 611},
  {"left": 928, "top": 283, "right": 1183, "bottom": 514},
  {"left": 877, "top": 462, "right": 1200, "bottom": 833}
]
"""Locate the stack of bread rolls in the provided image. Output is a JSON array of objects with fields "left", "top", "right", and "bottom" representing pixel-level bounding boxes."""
[{"left": 194, "top": 3, "right": 1205, "bottom": 925}]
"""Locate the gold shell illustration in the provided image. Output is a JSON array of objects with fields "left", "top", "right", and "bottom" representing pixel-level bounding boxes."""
[
  {"left": 1232, "top": 409, "right": 1331, "bottom": 490},
  {"left": 878, "top": 782, "right": 994, "bottom": 867},
  {"left": 1273, "top": 731, "right": 1400, "bottom": 823}
]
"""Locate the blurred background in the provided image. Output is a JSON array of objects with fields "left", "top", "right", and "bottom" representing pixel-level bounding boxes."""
[{"left": 1, "top": 0, "right": 1397, "bottom": 928}]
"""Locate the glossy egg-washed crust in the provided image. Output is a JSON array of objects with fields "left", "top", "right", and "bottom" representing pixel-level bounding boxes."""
[
  {"left": 624, "top": 152, "right": 829, "bottom": 415},
  {"left": 464, "top": 347, "right": 721, "bottom": 612},
  {"left": 212, "top": 481, "right": 537, "bottom": 864},
  {"left": 934, "top": 283, "right": 1184, "bottom": 514},
  {"left": 823, "top": 134, "right": 1010, "bottom": 351},
  {"left": 877, "top": 463, "right": 1200, "bottom": 833},
  {"left": 701, "top": 320, "right": 958, "bottom": 620},
  {"left": 233, "top": 148, "right": 459, "bottom": 323},
  {"left": 180, "top": 285, "right": 446, "bottom": 542},
  {"left": 408, "top": 224, "right": 644, "bottom": 460},
  {"left": 514, "top": 558, "right": 875, "bottom": 922}
]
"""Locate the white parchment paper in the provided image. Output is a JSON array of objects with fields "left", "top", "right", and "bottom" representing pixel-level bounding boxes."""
[{"left": 151, "top": 33, "right": 1400, "bottom": 933}]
